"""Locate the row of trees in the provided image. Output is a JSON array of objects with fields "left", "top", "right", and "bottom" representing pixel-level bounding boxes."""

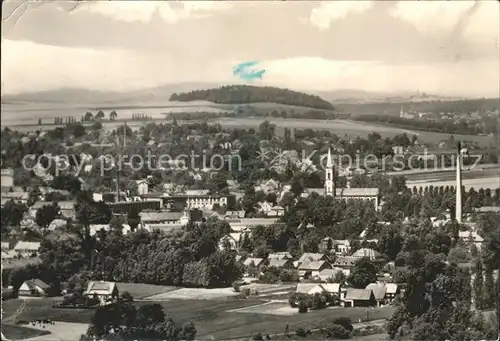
[{"left": 82, "top": 110, "right": 118, "bottom": 122}]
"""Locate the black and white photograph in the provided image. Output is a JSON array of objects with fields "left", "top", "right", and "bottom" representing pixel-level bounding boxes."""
[{"left": 1, "top": 1, "right": 499, "bottom": 340}]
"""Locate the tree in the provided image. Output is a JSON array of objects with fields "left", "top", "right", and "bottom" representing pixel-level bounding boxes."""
[
  {"left": 84, "top": 112, "right": 94, "bottom": 121},
  {"left": 109, "top": 111, "right": 118, "bottom": 121},
  {"left": 35, "top": 203, "right": 59, "bottom": 229},
  {"left": 127, "top": 206, "right": 140, "bottom": 231},
  {"left": 348, "top": 257, "right": 377, "bottom": 289},
  {"left": 95, "top": 111, "right": 105, "bottom": 121},
  {"left": 377, "top": 225, "right": 404, "bottom": 261},
  {"left": 473, "top": 259, "right": 483, "bottom": 310},
  {"left": 1, "top": 200, "right": 27, "bottom": 227}
]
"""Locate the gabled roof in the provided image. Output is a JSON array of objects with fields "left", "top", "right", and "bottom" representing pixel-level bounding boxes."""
[
  {"left": 298, "top": 260, "right": 329, "bottom": 271},
  {"left": 345, "top": 288, "right": 374, "bottom": 301},
  {"left": 352, "top": 248, "right": 381, "bottom": 259},
  {"left": 14, "top": 241, "right": 41, "bottom": 251},
  {"left": 322, "top": 283, "right": 341, "bottom": 293},
  {"left": 335, "top": 188, "right": 379, "bottom": 197},
  {"left": 269, "top": 258, "right": 292, "bottom": 268},
  {"left": 243, "top": 257, "right": 264, "bottom": 267},
  {"left": 268, "top": 252, "right": 292, "bottom": 260},
  {"left": 85, "top": 281, "right": 117, "bottom": 295},
  {"left": 23, "top": 278, "right": 50, "bottom": 290},
  {"left": 366, "top": 283, "right": 387, "bottom": 300},
  {"left": 333, "top": 256, "right": 358, "bottom": 267},
  {"left": 458, "top": 231, "right": 484, "bottom": 242},
  {"left": 318, "top": 268, "right": 339, "bottom": 279},
  {"left": 296, "top": 283, "right": 325, "bottom": 294},
  {"left": 140, "top": 211, "right": 183, "bottom": 222},
  {"left": 298, "top": 253, "right": 325, "bottom": 263}
]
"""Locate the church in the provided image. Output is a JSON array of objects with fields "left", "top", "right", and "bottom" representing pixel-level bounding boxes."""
[{"left": 305, "top": 149, "right": 380, "bottom": 210}]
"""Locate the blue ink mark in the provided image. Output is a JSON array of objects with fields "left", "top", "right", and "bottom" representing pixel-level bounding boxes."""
[{"left": 233, "top": 61, "right": 266, "bottom": 81}]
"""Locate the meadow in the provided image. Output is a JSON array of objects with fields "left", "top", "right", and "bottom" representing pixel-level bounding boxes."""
[
  {"left": 2, "top": 101, "right": 495, "bottom": 146},
  {"left": 2, "top": 297, "right": 394, "bottom": 340}
]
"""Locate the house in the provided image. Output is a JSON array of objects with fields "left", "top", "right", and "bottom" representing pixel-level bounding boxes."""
[
  {"left": 269, "top": 258, "right": 293, "bottom": 269},
  {"left": 254, "top": 179, "right": 280, "bottom": 194},
  {"left": 333, "top": 256, "right": 358, "bottom": 276},
  {"left": 385, "top": 283, "right": 400, "bottom": 302},
  {"left": 218, "top": 234, "right": 241, "bottom": 251},
  {"left": 1, "top": 191, "right": 29, "bottom": 204},
  {"left": 322, "top": 283, "right": 346, "bottom": 301},
  {"left": 298, "top": 253, "right": 326, "bottom": 264},
  {"left": 85, "top": 281, "right": 119, "bottom": 305},
  {"left": 296, "top": 283, "right": 326, "bottom": 295},
  {"left": 366, "top": 283, "right": 387, "bottom": 307},
  {"left": 458, "top": 231, "right": 484, "bottom": 250},
  {"left": 1, "top": 168, "right": 14, "bottom": 190},
  {"left": 225, "top": 210, "right": 245, "bottom": 219},
  {"left": 343, "top": 288, "right": 376, "bottom": 307},
  {"left": 136, "top": 179, "right": 150, "bottom": 195},
  {"left": 89, "top": 224, "right": 132, "bottom": 237},
  {"left": 318, "top": 268, "right": 343, "bottom": 282},
  {"left": 243, "top": 257, "right": 265, "bottom": 268},
  {"left": 13, "top": 241, "right": 41, "bottom": 258},
  {"left": 1, "top": 242, "right": 9, "bottom": 251},
  {"left": 298, "top": 260, "right": 331, "bottom": 280},
  {"left": 18, "top": 279, "right": 50, "bottom": 297},
  {"left": 140, "top": 210, "right": 190, "bottom": 227},
  {"left": 352, "top": 248, "right": 381, "bottom": 260},
  {"left": 268, "top": 252, "right": 293, "bottom": 260},
  {"left": 258, "top": 202, "right": 285, "bottom": 217},
  {"left": 392, "top": 146, "right": 404, "bottom": 155}
]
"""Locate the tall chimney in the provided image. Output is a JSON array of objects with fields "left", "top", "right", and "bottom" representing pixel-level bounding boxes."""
[{"left": 456, "top": 142, "right": 462, "bottom": 223}]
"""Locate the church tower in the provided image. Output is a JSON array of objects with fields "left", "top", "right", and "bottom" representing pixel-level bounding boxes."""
[{"left": 325, "top": 148, "right": 335, "bottom": 196}]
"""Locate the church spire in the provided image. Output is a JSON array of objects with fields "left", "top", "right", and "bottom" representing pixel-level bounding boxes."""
[{"left": 325, "top": 148, "right": 334, "bottom": 196}]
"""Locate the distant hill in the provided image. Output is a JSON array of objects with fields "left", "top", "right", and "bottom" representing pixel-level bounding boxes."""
[
  {"left": 170, "top": 85, "right": 334, "bottom": 110},
  {"left": 1, "top": 83, "right": 222, "bottom": 105},
  {"left": 315, "top": 89, "right": 465, "bottom": 104}
]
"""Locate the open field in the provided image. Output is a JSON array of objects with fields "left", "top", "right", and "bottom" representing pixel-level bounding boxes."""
[
  {"left": 1, "top": 324, "right": 51, "bottom": 340},
  {"left": 3, "top": 100, "right": 497, "bottom": 145},
  {"left": 2, "top": 297, "right": 394, "bottom": 340},
  {"left": 406, "top": 176, "right": 499, "bottom": 190},
  {"left": 115, "top": 282, "right": 178, "bottom": 299}
]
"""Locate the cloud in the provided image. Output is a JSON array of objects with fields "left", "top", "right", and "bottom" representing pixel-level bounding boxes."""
[
  {"left": 309, "top": 1, "right": 374, "bottom": 30},
  {"left": 2, "top": 39, "right": 498, "bottom": 97},
  {"left": 70, "top": 0, "right": 234, "bottom": 24},
  {"left": 390, "top": 1, "right": 498, "bottom": 42}
]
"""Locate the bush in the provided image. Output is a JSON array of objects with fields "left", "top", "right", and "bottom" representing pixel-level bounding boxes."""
[
  {"left": 311, "top": 292, "right": 326, "bottom": 310},
  {"left": 120, "top": 291, "right": 134, "bottom": 302},
  {"left": 253, "top": 332, "right": 264, "bottom": 340},
  {"left": 232, "top": 281, "right": 241, "bottom": 292},
  {"left": 288, "top": 292, "right": 298, "bottom": 307},
  {"left": 295, "top": 328, "right": 307, "bottom": 337},
  {"left": 325, "top": 324, "right": 351, "bottom": 339},
  {"left": 332, "top": 317, "right": 354, "bottom": 332},
  {"left": 298, "top": 300, "right": 308, "bottom": 313}
]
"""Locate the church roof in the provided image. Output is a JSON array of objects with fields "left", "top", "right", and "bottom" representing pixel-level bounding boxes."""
[{"left": 335, "top": 188, "right": 379, "bottom": 197}]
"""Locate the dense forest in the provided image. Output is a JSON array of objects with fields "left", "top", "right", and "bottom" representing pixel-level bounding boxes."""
[{"left": 170, "top": 85, "right": 334, "bottom": 110}]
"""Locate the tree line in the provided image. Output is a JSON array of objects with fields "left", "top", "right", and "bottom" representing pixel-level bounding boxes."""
[{"left": 170, "top": 85, "right": 335, "bottom": 110}]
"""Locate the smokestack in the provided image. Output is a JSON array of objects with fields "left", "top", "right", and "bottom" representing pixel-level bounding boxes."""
[{"left": 456, "top": 142, "right": 462, "bottom": 223}]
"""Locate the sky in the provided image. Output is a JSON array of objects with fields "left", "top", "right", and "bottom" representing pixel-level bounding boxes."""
[{"left": 1, "top": 0, "right": 499, "bottom": 97}]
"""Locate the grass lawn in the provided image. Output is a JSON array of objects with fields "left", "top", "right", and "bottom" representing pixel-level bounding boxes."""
[
  {"left": 1, "top": 324, "right": 51, "bottom": 340},
  {"left": 116, "top": 282, "right": 178, "bottom": 299},
  {"left": 149, "top": 300, "right": 395, "bottom": 340},
  {"left": 2, "top": 298, "right": 395, "bottom": 340}
]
